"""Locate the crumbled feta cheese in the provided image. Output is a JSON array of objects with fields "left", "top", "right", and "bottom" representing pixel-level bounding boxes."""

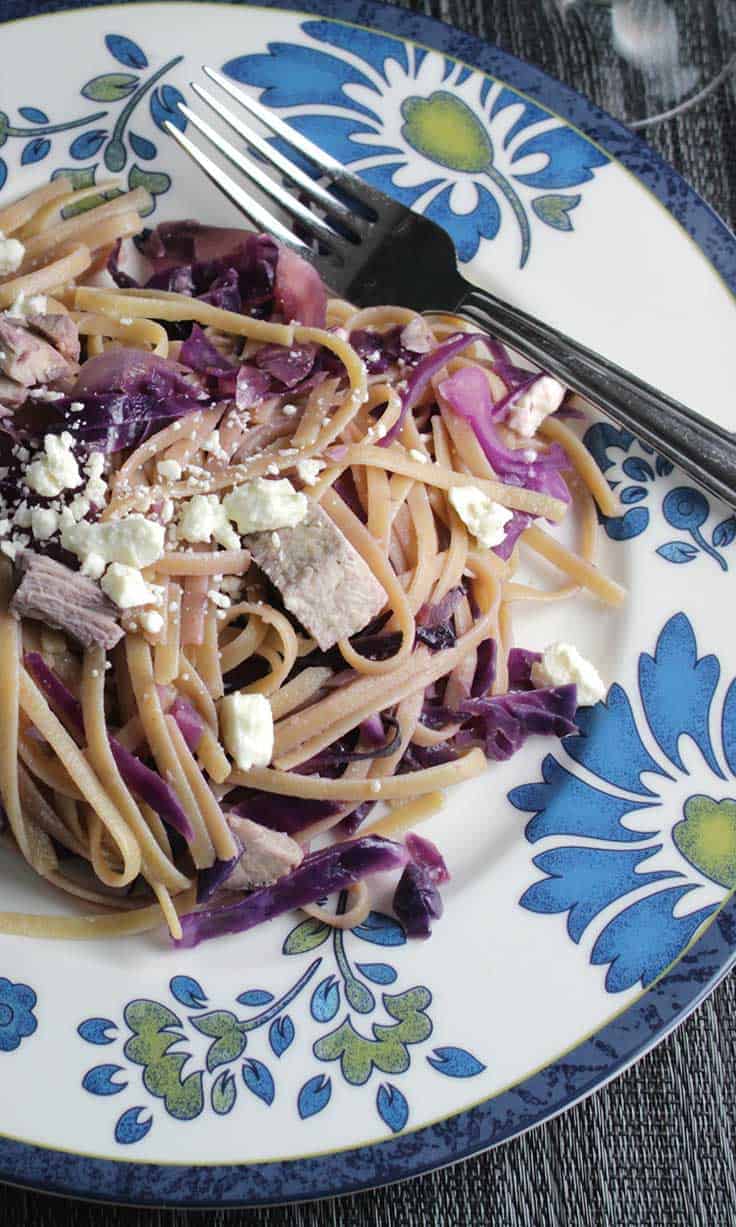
[
  {"left": 69, "top": 495, "right": 91, "bottom": 522},
  {"left": 85, "top": 476, "right": 107, "bottom": 506},
  {"left": 0, "top": 519, "right": 10, "bottom": 537},
  {"left": 508, "top": 376, "right": 566, "bottom": 437},
  {"left": 281, "top": 403, "right": 298, "bottom": 417},
  {"left": 0, "top": 232, "right": 25, "bottom": 277},
  {"left": 7, "top": 292, "right": 47, "bottom": 318},
  {"left": 85, "top": 452, "right": 105, "bottom": 480},
  {"left": 271, "top": 531, "right": 281, "bottom": 549},
  {"left": 448, "top": 486, "right": 513, "bottom": 549},
  {"left": 0, "top": 540, "right": 18, "bottom": 560},
  {"left": 220, "top": 576, "right": 243, "bottom": 598},
  {"left": 202, "top": 430, "right": 226, "bottom": 458},
  {"left": 208, "top": 590, "right": 231, "bottom": 609},
  {"left": 296, "top": 458, "right": 325, "bottom": 486},
  {"left": 26, "top": 433, "right": 82, "bottom": 498},
  {"left": 157, "top": 458, "right": 182, "bottom": 482},
  {"left": 81, "top": 552, "right": 106, "bottom": 580},
  {"left": 28, "top": 388, "right": 64, "bottom": 402},
  {"left": 223, "top": 478, "right": 307, "bottom": 535},
  {"left": 177, "top": 494, "right": 240, "bottom": 550},
  {"left": 408, "top": 448, "right": 429, "bottom": 464},
  {"left": 160, "top": 497, "right": 175, "bottom": 524},
  {"left": 119, "top": 317, "right": 133, "bottom": 326},
  {"left": 62, "top": 513, "right": 165, "bottom": 570},
  {"left": 531, "top": 642, "right": 606, "bottom": 707},
  {"left": 101, "top": 563, "right": 163, "bottom": 610},
  {"left": 30, "top": 506, "right": 58, "bottom": 541},
  {"left": 140, "top": 610, "right": 164, "bottom": 635},
  {"left": 219, "top": 691, "right": 274, "bottom": 771},
  {"left": 265, "top": 462, "right": 280, "bottom": 476},
  {"left": 12, "top": 501, "right": 32, "bottom": 529},
  {"left": 68, "top": 401, "right": 84, "bottom": 414}
]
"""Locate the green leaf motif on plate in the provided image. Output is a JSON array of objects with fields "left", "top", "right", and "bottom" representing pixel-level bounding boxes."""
[
  {"left": 313, "top": 987, "right": 433, "bottom": 1086},
  {"left": 82, "top": 73, "right": 140, "bottom": 102}
]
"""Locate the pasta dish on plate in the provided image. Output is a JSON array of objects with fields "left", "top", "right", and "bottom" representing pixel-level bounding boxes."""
[{"left": 0, "top": 179, "right": 623, "bottom": 946}]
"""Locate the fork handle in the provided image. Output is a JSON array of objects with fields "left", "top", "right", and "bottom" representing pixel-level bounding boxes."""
[{"left": 457, "top": 283, "right": 736, "bottom": 511}]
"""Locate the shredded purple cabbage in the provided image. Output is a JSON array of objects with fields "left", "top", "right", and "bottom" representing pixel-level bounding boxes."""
[
  {"left": 177, "top": 835, "right": 408, "bottom": 946},
  {"left": 179, "top": 324, "right": 235, "bottom": 376},
  {"left": 196, "top": 843, "right": 244, "bottom": 904},
  {"left": 169, "top": 695, "right": 204, "bottom": 753},
  {"left": 405, "top": 832, "right": 450, "bottom": 884},
  {"left": 420, "top": 684, "right": 578, "bottom": 760},
  {"left": 24, "top": 653, "right": 194, "bottom": 842},
  {"left": 416, "top": 586, "right": 463, "bottom": 629},
  {"left": 471, "top": 638, "right": 497, "bottom": 697},
  {"left": 73, "top": 349, "right": 200, "bottom": 399},
  {"left": 255, "top": 342, "right": 317, "bottom": 388},
  {"left": 438, "top": 367, "right": 570, "bottom": 504},
  {"left": 226, "top": 791, "right": 343, "bottom": 837},
  {"left": 393, "top": 862, "right": 443, "bottom": 939},
  {"left": 273, "top": 244, "right": 327, "bottom": 327},
  {"left": 507, "top": 647, "right": 542, "bottom": 690}
]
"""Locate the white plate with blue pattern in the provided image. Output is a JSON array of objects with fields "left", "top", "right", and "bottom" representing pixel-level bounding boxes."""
[{"left": 1, "top": 0, "right": 735, "bottom": 1207}]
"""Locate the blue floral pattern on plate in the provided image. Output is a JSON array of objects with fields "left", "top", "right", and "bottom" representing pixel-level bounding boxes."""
[
  {"left": 223, "top": 21, "right": 610, "bottom": 266},
  {"left": 78, "top": 906, "right": 484, "bottom": 1143},
  {"left": 512, "top": 612, "right": 736, "bottom": 991},
  {"left": 0, "top": 978, "right": 37, "bottom": 1052},
  {"left": 0, "top": 32, "right": 183, "bottom": 212},
  {"left": 584, "top": 423, "right": 736, "bottom": 570}
]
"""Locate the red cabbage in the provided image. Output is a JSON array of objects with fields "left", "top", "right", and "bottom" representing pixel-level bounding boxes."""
[
  {"left": 338, "top": 800, "right": 376, "bottom": 837},
  {"left": 381, "top": 331, "right": 483, "bottom": 445},
  {"left": 235, "top": 364, "right": 272, "bottom": 410},
  {"left": 24, "top": 653, "right": 194, "bottom": 842},
  {"left": 493, "top": 511, "right": 532, "bottom": 561},
  {"left": 226, "top": 791, "right": 343, "bottom": 837},
  {"left": 401, "top": 742, "right": 458, "bottom": 770},
  {"left": 142, "top": 226, "right": 279, "bottom": 319},
  {"left": 421, "top": 684, "right": 578, "bottom": 761},
  {"left": 471, "top": 638, "right": 496, "bottom": 697},
  {"left": 196, "top": 844, "right": 243, "bottom": 904},
  {"left": 179, "top": 324, "right": 235, "bottom": 376},
  {"left": 73, "top": 349, "right": 199, "bottom": 399},
  {"left": 484, "top": 338, "right": 531, "bottom": 390},
  {"left": 405, "top": 831, "right": 450, "bottom": 884},
  {"left": 348, "top": 325, "right": 425, "bottom": 375},
  {"left": 393, "top": 862, "right": 443, "bottom": 939},
  {"left": 169, "top": 695, "right": 204, "bottom": 753},
  {"left": 303, "top": 716, "right": 401, "bottom": 769},
  {"left": 274, "top": 245, "right": 327, "bottom": 327},
  {"left": 16, "top": 391, "right": 203, "bottom": 456},
  {"left": 254, "top": 342, "right": 317, "bottom": 388},
  {"left": 507, "top": 647, "right": 542, "bottom": 689},
  {"left": 438, "top": 367, "right": 571, "bottom": 503},
  {"left": 177, "top": 835, "right": 408, "bottom": 946},
  {"left": 416, "top": 586, "right": 463, "bottom": 629}
]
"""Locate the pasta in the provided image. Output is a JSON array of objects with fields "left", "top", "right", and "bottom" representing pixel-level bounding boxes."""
[{"left": 0, "top": 184, "right": 623, "bottom": 945}]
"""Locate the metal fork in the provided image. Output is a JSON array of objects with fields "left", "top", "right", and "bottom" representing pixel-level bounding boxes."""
[{"left": 165, "top": 67, "right": 736, "bottom": 511}]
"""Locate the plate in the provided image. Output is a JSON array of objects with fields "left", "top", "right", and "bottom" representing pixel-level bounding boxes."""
[{"left": 1, "top": 0, "right": 736, "bottom": 1208}]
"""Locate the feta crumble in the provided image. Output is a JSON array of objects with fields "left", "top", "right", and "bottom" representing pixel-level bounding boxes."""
[
  {"left": 531, "top": 643, "right": 606, "bottom": 707},
  {"left": 448, "top": 485, "right": 513, "bottom": 549},
  {"left": 223, "top": 478, "right": 307, "bottom": 535},
  {"left": 508, "top": 376, "right": 566, "bottom": 438},
  {"left": 0, "top": 232, "right": 25, "bottom": 277},
  {"left": 26, "top": 433, "right": 82, "bottom": 498},
  {"left": 30, "top": 506, "right": 58, "bottom": 541},
  {"left": 101, "top": 563, "right": 163, "bottom": 610},
  {"left": 156, "top": 458, "right": 182, "bottom": 482},
  {"left": 177, "top": 494, "right": 240, "bottom": 550},
  {"left": 296, "top": 458, "right": 324, "bottom": 486},
  {"left": 62, "top": 513, "right": 165, "bottom": 570},
  {"left": 219, "top": 691, "right": 274, "bottom": 771},
  {"left": 140, "top": 610, "right": 165, "bottom": 635}
]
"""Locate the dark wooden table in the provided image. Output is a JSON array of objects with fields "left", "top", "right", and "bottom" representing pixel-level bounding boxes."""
[{"left": 3, "top": 1, "right": 736, "bottom": 1222}]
